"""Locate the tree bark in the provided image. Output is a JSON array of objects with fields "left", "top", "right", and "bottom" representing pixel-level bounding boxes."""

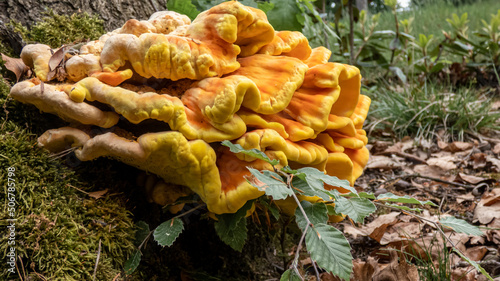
[{"left": 0, "top": 0, "right": 167, "bottom": 54}]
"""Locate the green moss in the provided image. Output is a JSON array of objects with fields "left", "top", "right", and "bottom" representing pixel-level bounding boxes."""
[
  {"left": 0, "top": 78, "right": 135, "bottom": 280},
  {"left": 11, "top": 10, "right": 105, "bottom": 48},
  {"left": 0, "top": 41, "right": 14, "bottom": 57}
]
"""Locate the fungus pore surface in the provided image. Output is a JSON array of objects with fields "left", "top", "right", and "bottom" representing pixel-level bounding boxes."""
[{"left": 10, "top": 1, "right": 371, "bottom": 214}]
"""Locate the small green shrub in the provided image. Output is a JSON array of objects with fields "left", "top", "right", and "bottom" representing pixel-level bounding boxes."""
[{"left": 11, "top": 10, "right": 105, "bottom": 48}]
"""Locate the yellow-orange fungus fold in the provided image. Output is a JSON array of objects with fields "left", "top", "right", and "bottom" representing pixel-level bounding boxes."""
[{"left": 10, "top": 2, "right": 371, "bottom": 215}]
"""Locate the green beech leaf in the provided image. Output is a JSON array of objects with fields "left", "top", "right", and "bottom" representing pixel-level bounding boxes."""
[
  {"left": 453, "top": 248, "right": 494, "bottom": 281},
  {"left": 214, "top": 201, "right": 253, "bottom": 252},
  {"left": 326, "top": 204, "right": 341, "bottom": 216},
  {"left": 215, "top": 217, "right": 247, "bottom": 252},
  {"left": 342, "top": 192, "right": 376, "bottom": 199},
  {"left": 258, "top": 2, "right": 275, "bottom": 13},
  {"left": 134, "top": 221, "right": 150, "bottom": 246},
  {"left": 292, "top": 167, "right": 358, "bottom": 197},
  {"left": 297, "top": 167, "right": 357, "bottom": 196},
  {"left": 280, "top": 269, "right": 302, "bottom": 281},
  {"left": 291, "top": 176, "right": 329, "bottom": 200},
  {"left": 154, "top": 218, "right": 184, "bottom": 247},
  {"left": 124, "top": 249, "right": 142, "bottom": 274},
  {"left": 439, "top": 217, "right": 483, "bottom": 236},
  {"left": 222, "top": 140, "right": 279, "bottom": 165},
  {"left": 167, "top": 0, "right": 200, "bottom": 20},
  {"left": 306, "top": 223, "right": 353, "bottom": 281},
  {"left": 247, "top": 167, "right": 293, "bottom": 200},
  {"left": 377, "top": 192, "right": 438, "bottom": 206},
  {"left": 266, "top": 0, "right": 303, "bottom": 31},
  {"left": 385, "top": 203, "right": 423, "bottom": 213},
  {"left": 334, "top": 197, "right": 376, "bottom": 223},
  {"left": 295, "top": 201, "right": 328, "bottom": 230},
  {"left": 281, "top": 166, "right": 298, "bottom": 174}
]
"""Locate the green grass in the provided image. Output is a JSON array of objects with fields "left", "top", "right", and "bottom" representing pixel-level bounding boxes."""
[
  {"left": 377, "top": 0, "right": 500, "bottom": 40},
  {"left": 364, "top": 82, "right": 500, "bottom": 142}
]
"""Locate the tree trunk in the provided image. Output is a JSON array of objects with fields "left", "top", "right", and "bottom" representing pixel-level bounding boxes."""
[{"left": 0, "top": 0, "right": 167, "bottom": 54}]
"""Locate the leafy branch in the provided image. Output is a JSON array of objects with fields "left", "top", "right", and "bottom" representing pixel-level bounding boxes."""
[{"left": 221, "top": 140, "right": 491, "bottom": 280}]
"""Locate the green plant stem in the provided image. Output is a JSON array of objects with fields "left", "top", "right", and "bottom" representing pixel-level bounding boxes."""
[
  {"left": 137, "top": 204, "right": 206, "bottom": 252},
  {"left": 275, "top": 168, "right": 321, "bottom": 281},
  {"left": 172, "top": 203, "right": 205, "bottom": 220},
  {"left": 348, "top": 0, "right": 355, "bottom": 65}
]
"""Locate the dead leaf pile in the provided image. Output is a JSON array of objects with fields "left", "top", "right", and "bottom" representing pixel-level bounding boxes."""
[{"left": 340, "top": 137, "right": 500, "bottom": 281}]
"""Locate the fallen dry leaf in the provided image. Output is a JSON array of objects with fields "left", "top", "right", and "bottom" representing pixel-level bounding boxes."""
[
  {"left": 367, "top": 155, "right": 402, "bottom": 170},
  {"left": 367, "top": 212, "right": 401, "bottom": 243},
  {"left": 48, "top": 47, "right": 66, "bottom": 71},
  {"left": 493, "top": 143, "right": 500, "bottom": 154},
  {"left": 472, "top": 153, "right": 488, "bottom": 169},
  {"left": 46, "top": 46, "right": 69, "bottom": 82},
  {"left": 427, "top": 156, "right": 457, "bottom": 170},
  {"left": 456, "top": 192, "right": 475, "bottom": 204},
  {"left": 486, "top": 155, "right": 500, "bottom": 171},
  {"left": 451, "top": 267, "right": 477, "bottom": 281},
  {"left": 457, "top": 173, "right": 490, "bottom": 185},
  {"left": 384, "top": 140, "right": 414, "bottom": 154},
  {"left": 1, "top": 53, "right": 30, "bottom": 82},
  {"left": 372, "top": 251, "right": 419, "bottom": 281},
  {"left": 464, "top": 246, "right": 488, "bottom": 261},
  {"left": 413, "top": 164, "right": 447, "bottom": 178},
  {"left": 378, "top": 140, "right": 427, "bottom": 164},
  {"left": 473, "top": 188, "right": 500, "bottom": 225},
  {"left": 88, "top": 188, "right": 109, "bottom": 199},
  {"left": 370, "top": 140, "right": 393, "bottom": 154},
  {"left": 343, "top": 224, "right": 366, "bottom": 239},
  {"left": 351, "top": 258, "right": 377, "bottom": 281},
  {"left": 438, "top": 141, "right": 474, "bottom": 152}
]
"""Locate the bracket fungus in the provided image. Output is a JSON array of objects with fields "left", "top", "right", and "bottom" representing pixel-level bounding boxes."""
[{"left": 9, "top": 2, "right": 371, "bottom": 214}]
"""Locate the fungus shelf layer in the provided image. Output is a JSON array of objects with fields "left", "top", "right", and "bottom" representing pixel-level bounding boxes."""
[{"left": 10, "top": 1, "right": 371, "bottom": 214}]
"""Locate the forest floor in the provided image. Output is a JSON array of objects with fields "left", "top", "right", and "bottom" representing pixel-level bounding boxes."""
[{"left": 312, "top": 132, "right": 500, "bottom": 281}]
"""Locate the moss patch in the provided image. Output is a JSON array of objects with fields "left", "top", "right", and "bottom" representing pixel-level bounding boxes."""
[
  {"left": 0, "top": 78, "right": 135, "bottom": 280},
  {"left": 10, "top": 10, "right": 105, "bottom": 48}
]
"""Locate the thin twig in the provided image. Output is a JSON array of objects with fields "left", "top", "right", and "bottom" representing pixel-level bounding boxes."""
[
  {"left": 386, "top": 173, "right": 475, "bottom": 189},
  {"left": 172, "top": 204, "right": 205, "bottom": 220},
  {"left": 138, "top": 204, "right": 206, "bottom": 251},
  {"left": 310, "top": 260, "right": 321, "bottom": 280},
  {"left": 438, "top": 191, "right": 447, "bottom": 214},
  {"left": 67, "top": 184, "right": 90, "bottom": 195},
  {"left": 92, "top": 239, "right": 102, "bottom": 281}
]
